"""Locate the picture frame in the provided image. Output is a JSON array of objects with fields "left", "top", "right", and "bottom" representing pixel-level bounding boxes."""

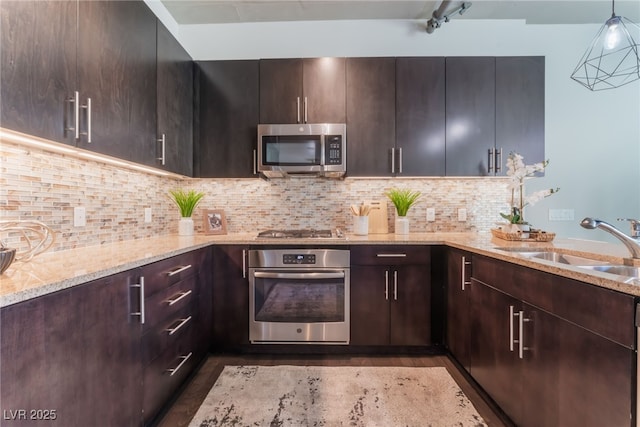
[{"left": 203, "top": 209, "right": 227, "bottom": 235}]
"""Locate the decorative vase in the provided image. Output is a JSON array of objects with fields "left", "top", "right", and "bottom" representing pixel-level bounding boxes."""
[
  {"left": 509, "top": 223, "right": 530, "bottom": 238},
  {"left": 178, "top": 217, "right": 194, "bottom": 236},
  {"left": 395, "top": 217, "right": 409, "bottom": 235}
]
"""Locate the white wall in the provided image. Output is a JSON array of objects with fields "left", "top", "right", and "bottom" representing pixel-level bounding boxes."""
[{"left": 175, "top": 17, "right": 640, "bottom": 242}]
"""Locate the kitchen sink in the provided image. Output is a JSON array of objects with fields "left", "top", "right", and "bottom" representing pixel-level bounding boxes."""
[{"left": 494, "top": 247, "right": 608, "bottom": 266}]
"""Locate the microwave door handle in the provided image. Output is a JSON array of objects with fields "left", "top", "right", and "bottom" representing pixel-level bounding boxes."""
[{"left": 320, "top": 135, "right": 326, "bottom": 166}]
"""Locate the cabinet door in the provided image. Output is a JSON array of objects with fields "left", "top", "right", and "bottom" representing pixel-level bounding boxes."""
[
  {"left": 346, "top": 57, "right": 396, "bottom": 176},
  {"left": 527, "top": 305, "right": 632, "bottom": 427},
  {"left": 259, "top": 58, "right": 303, "bottom": 124},
  {"left": 445, "top": 57, "right": 496, "bottom": 176},
  {"left": 76, "top": 0, "right": 157, "bottom": 164},
  {"left": 390, "top": 264, "right": 431, "bottom": 346},
  {"left": 446, "top": 249, "right": 472, "bottom": 371},
  {"left": 396, "top": 57, "right": 446, "bottom": 176},
  {"left": 350, "top": 265, "right": 390, "bottom": 345},
  {"left": 495, "top": 56, "right": 545, "bottom": 174},
  {"left": 157, "top": 20, "right": 193, "bottom": 176},
  {"left": 303, "top": 57, "right": 346, "bottom": 123},
  {"left": 0, "top": 0, "right": 77, "bottom": 145},
  {"left": 196, "top": 60, "right": 259, "bottom": 178},
  {"left": 470, "top": 279, "right": 523, "bottom": 424},
  {"left": 212, "top": 246, "right": 250, "bottom": 349}
]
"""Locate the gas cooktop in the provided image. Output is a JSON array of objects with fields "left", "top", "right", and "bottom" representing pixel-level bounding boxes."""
[{"left": 256, "top": 229, "right": 343, "bottom": 239}]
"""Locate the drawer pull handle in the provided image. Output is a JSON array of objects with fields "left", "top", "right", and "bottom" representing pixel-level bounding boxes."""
[
  {"left": 166, "top": 316, "right": 192, "bottom": 336},
  {"left": 376, "top": 253, "right": 407, "bottom": 258},
  {"left": 168, "top": 264, "right": 192, "bottom": 277},
  {"left": 166, "top": 290, "right": 193, "bottom": 306},
  {"left": 167, "top": 352, "right": 193, "bottom": 377}
]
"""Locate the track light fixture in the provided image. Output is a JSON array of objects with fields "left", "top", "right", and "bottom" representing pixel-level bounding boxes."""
[
  {"left": 426, "top": 2, "right": 472, "bottom": 34},
  {"left": 571, "top": 0, "right": 640, "bottom": 91}
]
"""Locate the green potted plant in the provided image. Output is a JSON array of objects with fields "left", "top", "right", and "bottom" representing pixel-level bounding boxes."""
[
  {"left": 385, "top": 188, "right": 422, "bottom": 234},
  {"left": 169, "top": 188, "right": 205, "bottom": 236}
]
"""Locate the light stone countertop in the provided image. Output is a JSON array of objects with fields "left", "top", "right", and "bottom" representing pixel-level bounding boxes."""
[{"left": 1, "top": 232, "right": 639, "bottom": 308}]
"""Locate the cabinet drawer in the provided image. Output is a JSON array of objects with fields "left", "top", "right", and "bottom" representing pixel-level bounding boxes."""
[
  {"left": 144, "top": 276, "right": 197, "bottom": 330},
  {"left": 143, "top": 326, "right": 198, "bottom": 425},
  {"left": 142, "top": 251, "right": 199, "bottom": 297},
  {"left": 351, "top": 245, "right": 430, "bottom": 265},
  {"left": 142, "top": 304, "right": 197, "bottom": 366}
]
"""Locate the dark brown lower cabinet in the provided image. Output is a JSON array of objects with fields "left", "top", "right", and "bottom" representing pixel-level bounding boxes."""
[
  {"left": 212, "top": 245, "right": 250, "bottom": 350},
  {"left": 350, "top": 245, "right": 431, "bottom": 346},
  {"left": 0, "top": 270, "right": 142, "bottom": 427},
  {"left": 469, "top": 255, "right": 635, "bottom": 427},
  {"left": 445, "top": 248, "right": 472, "bottom": 372}
]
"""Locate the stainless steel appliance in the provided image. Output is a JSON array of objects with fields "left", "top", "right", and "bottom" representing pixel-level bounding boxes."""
[
  {"left": 256, "top": 229, "right": 344, "bottom": 239},
  {"left": 248, "top": 249, "right": 350, "bottom": 344},
  {"left": 257, "top": 123, "right": 346, "bottom": 178}
]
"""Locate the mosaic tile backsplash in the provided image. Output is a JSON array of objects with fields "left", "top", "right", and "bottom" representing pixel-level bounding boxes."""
[{"left": 1, "top": 141, "right": 511, "bottom": 253}]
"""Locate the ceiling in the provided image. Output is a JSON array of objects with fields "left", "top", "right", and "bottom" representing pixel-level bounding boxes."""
[{"left": 161, "top": 0, "right": 640, "bottom": 26}]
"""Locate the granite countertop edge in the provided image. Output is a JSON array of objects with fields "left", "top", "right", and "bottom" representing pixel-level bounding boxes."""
[{"left": 2, "top": 232, "right": 638, "bottom": 307}]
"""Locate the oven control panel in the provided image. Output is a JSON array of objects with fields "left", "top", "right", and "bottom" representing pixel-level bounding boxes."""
[{"left": 283, "top": 254, "right": 316, "bottom": 264}]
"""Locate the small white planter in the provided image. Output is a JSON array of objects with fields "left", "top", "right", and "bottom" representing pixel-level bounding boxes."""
[
  {"left": 178, "top": 217, "right": 194, "bottom": 236},
  {"left": 395, "top": 217, "right": 409, "bottom": 234}
]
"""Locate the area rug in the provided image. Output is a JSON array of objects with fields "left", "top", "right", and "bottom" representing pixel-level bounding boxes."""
[{"left": 188, "top": 365, "right": 487, "bottom": 427}]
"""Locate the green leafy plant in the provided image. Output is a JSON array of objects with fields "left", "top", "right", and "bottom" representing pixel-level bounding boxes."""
[
  {"left": 169, "top": 189, "right": 205, "bottom": 218},
  {"left": 385, "top": 188, "right": 422, "bottom": 217}
]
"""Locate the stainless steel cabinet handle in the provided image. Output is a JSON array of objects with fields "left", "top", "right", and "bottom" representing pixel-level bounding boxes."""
[
  {"left": 391, "top": 148, "right": 395, "bottom": 174},
  {"left": 80, "top": 97, "right": 91, "bottom": 143},
  {"left": 65, "top": 91, "right": 80, "bottom": 139},
  {"left": 254, "top": 271, "right": 345, "bottom": 280},
  {"left": 393, "top": 270, "right": 398, "bottom": 300},
  {"left": 519, "top": 311, "right": 532, "bottom": 359},
  {"left": 304, "top": 96, "right": 308, "bottom": 123},
  {"left": 157, "top": 133, "right": 166, "bottom": 165},
  {"left": 461, "top": 256, "right": 471, "bottom": 291},
  {"left": 376, "top": 253, "right": 407, "bottom": 258},
  {"left": 496, "top": 148, "right": 503, "bottom": 173},
  {"left": 168, "top": 264, "right": 192, "bottom": 277},
  {"left": 167, "top": 352, "right": 192, "bottom": 376},
  {"left": 242, "top": 249, "right": 247, "bottom": 278},
  {"left": 509, "top": 305, "right": 516, "bottom": 352},
  {"left": 296, "top": 97, "right": 301, "bottom": 123},
  {"left": 398, "top": 148, "right": 403, "bottom": 174},
  {"left": 166, "top": 290, "right": 193, "bottom": 306},
  {"left": 166, "top": 316, "right": 192, "bottom": 336},
  {"left": 253, "top": 149, "right": 257, "bottom": 175},
  {"left": 488, "top": 148, "right": 495, "bottom": 173},
  {"left": 384, "top": 270, "right": 389, "bottom": 300},
  {"left": 130, "top": 276, "right": 145, "bottom": 324}
]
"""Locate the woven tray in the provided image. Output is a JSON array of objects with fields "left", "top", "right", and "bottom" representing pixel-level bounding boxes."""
[{"left": 491, "top": 228, "right": 556, "bottom": 242}]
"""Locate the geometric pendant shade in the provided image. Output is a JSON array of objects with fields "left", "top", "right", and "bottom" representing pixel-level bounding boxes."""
[{"left": 571, "top": 12, "right": 640, "bottom": 91}]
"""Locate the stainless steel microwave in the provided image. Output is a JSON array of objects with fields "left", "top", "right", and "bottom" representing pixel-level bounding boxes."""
[{"left": 257, "top": 123, "right": 346, "bottom": 178}]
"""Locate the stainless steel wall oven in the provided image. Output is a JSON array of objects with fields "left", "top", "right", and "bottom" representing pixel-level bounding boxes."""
[{"left": 248, "top": 249, "right": 350, "bottom": 344}]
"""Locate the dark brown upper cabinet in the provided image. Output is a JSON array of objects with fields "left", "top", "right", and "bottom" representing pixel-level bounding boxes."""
[
  {"left": 1, "top": 0, "right": 160, "bottom": 167},
  {"left": 445, "top": 56, "right": 545, "bottom": 176},
  {"left": 76, "top": 0, "right": 157, "bottom": 165},
  {"left": 445, "top": 57, "right": 496, "bottom": 176},
  {"left": 195, "top": 60, "right": 260, "bottom": 178},
  {"left": 495, "top": 56, "right": 545, "bottom": 174},
  {"left": 1, "top": 0, "right": 78, "bottom": 145},
  {"left": 259, "top": 58, "right": 346, "bottom": 124},
  {"left": 346, "top": 57, "right": 396, "bottom": 176},
  {"left": 156, "top": 20, "right": 193, "bottom": 176},
  {"left": 396, "top": 57, "right": 446, "bottom": 176}
]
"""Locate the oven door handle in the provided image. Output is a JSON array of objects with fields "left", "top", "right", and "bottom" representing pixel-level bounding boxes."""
[{"left": 253, "top": 271, "right": 345, "bottom": 280}]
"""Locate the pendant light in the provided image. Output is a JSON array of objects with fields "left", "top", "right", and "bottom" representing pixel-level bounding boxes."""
[{"left": 570, "top": 0, "right": 640, "bottom": 91}]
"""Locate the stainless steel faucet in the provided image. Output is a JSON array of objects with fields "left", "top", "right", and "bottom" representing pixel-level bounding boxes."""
[{"left": 580, "top": 217, "right": 640, "bottom": 258}]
